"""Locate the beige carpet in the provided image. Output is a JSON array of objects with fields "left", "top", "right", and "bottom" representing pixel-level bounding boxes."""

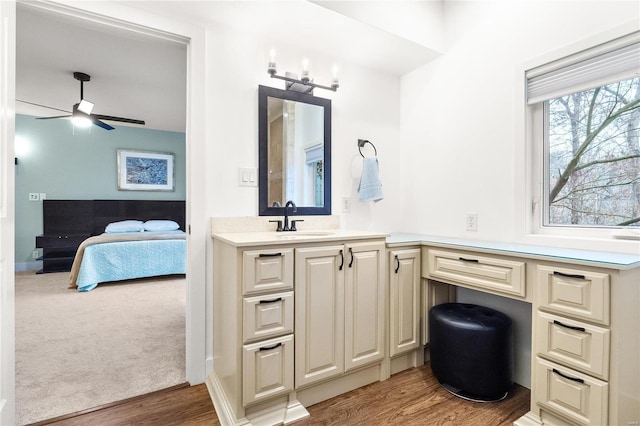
[{"left": 15, "top": 271, "right": 186, "bottom": 425}]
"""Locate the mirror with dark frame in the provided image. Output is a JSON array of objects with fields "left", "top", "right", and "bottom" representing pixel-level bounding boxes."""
[{"left": 258, "top": 85, "right": 332, "bottom": 216}]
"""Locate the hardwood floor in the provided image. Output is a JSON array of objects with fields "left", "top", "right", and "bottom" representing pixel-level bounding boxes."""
[{"left": 34, "top": 364, "right": 530, "bottom": 426}]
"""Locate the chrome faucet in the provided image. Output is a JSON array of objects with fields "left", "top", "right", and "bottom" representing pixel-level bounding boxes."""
[{"left": 283, "top": 200, "right": 296, "bottom": 231}]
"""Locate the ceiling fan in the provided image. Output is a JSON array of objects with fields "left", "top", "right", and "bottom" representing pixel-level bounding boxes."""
[{"left": 21, "top": 71, "right": 145, "bottom": 131}]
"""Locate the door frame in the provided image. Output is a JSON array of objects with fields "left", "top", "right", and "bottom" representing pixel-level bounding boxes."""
[{"left": 1, "top": 2, "right": 207, "bottom": 423}]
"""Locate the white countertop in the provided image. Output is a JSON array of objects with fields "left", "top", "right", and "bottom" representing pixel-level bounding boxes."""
[
  {"left": 212, "top": 229, "right": 389, "bottom": 247},
  {"left": 210, "top": 220, "right": 639, "bottom": 269},
  {"left": 387, "top": 232, "right": 640, "bottom": 269}
]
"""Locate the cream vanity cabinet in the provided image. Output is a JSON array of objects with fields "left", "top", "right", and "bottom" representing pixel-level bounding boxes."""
[
  {"left": 531, "top": 264, "right": 613, "bottom": 426},
  {"left": 208, "top": 232, "right": 387, "bottom": 426},
  {"left": 418, "top": 244, "right": 639, "bottom": 426},
  {"left": 295, "top": 241, "right": 385, "bottom": 387},
  {"left": 388, "top": 247, "right": 421, "bottom": 357}
]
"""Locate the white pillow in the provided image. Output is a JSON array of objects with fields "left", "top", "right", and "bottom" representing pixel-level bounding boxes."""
[
  {"left": 143, "top": 220, "right": 180, "bottom": 232},
  {"left": 105, "top": 220, "right": 144, "bottom": 233}
]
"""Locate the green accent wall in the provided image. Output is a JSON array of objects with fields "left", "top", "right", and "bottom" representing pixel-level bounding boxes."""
[{"left": 14, "top": 114, "right": 186, "bottom": 270}]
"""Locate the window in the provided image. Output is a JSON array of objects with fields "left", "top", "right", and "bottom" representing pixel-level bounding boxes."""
[
  {"left": 545, "top": 78, "right": 640, "bottom": 227},
  {"left": 527, "top": 31, "right": 640, "bottom": 232}
]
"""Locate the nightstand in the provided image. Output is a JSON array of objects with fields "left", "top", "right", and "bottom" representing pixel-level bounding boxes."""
[{"left": 35, "top": 234, "right": 90, "bottom": 274}]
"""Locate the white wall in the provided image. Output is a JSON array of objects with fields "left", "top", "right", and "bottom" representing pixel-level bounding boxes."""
[
  {"left": 204, "top": 21, "right": 403, "bottom": 370},
  {"left": 205, "top": 21, "right": 402, "bottom": 232},
  {"left": 401, "top": 1, "right": 639, "bottom": 389},
  {"left": 400, "top": 1, "right": 639, "bottom": 242}
]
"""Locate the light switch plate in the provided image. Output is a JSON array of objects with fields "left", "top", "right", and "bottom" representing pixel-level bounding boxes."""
[{"left": 238, "top": 168, "right": 258, "bottom": 187}]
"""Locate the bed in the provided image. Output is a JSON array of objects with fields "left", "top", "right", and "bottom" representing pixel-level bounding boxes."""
[
  {"left": 40, "top": 199, "right": 186, "bottom": 291},
  {"left": 69, "top": 229, "right": 186, "bottom": 292}
]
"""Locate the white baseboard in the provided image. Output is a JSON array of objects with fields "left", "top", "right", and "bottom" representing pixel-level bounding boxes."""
[{"left": 15, "top": 261, "right": 41, "bottom": 272}]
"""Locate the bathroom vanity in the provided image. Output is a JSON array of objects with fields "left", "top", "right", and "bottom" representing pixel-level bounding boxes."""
[
  {"left": 208, "top": 222, "right": 639, "bottom": 426},
  {"left": 208, "top": 227, "right": 398, "bottom": 425}
]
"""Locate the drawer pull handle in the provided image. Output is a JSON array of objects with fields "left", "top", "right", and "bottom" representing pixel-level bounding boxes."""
[
  {"left": 395, "top": 255, "right": 400, "bottom": 274},
  {"left": 259, "top": 342, "right": 282, "bottom": 352},
  {"left": 553, "top": 271, "right": 585, "bottom": 279},
  {"left": 339, "top": 250, "right": 344, "bottom": 271},
  {"left": 553, "top": 368, "right": 584, "bottom": 384},
  {"left": 348, "top": 248, "right": 354, "bottom": 268},
  {"left": 259, "top": 297, "right": 282, "bottom": 304},
  {"left": 259, "top": 252, "right": 282, "bottom": 258},
  {"left": 553, "top": 320, "right": 585, "bottom": 333},
  {"left": 459, "top": 257, "right": 479, "bottom": 263}
]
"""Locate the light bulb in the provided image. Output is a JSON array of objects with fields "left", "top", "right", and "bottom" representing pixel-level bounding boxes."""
[
  {"left": 331, "top": 64, "right": 339, "bottom": 89},
  {"left": 301, "top": 57, "right": 310, "bottom": 82},
  {"left": 72, "top": 116, "right": 92, "bottom": 128},
  {"left": 267, "top": 49, "right": 277, "bottom": 76}
]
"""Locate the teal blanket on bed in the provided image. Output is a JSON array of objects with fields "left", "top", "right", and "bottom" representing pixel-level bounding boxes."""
[{"left": 75, "top": 239, "right": 186, "bottom": 291}]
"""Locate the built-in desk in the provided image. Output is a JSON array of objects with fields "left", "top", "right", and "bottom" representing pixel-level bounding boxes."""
[{"left": 388, "top": 233, "right": 639, "bottom": 426}]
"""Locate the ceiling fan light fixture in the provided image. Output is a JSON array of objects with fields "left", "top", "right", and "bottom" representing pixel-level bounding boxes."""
[
  {"left": 72, "top": 116, "right": 92, "bottom": 128},
  {"left": 78, "top": 99, "right": 94, "bottom": 115},
  {"left": 71, "top": 103, "right": 92, "bottom": 128}
]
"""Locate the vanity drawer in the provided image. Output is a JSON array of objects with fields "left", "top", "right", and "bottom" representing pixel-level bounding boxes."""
[
  {"left": 243, "top": 291, "right": 294, "bottom": 343},
  {"left": 535, "top": 357, "right": 608, "bottom": 426},
  {"left": 536, "top": 311, "right": 610, "bottom": 380},
  {"left": 536, "top": 266, "right": 610, "bottom": 326},
  {"left": 243, "top": 334, "right": 294, "bottom": 406},
  {"left": 424, "top": 248, "right": 525, "bottom": 298},
  {"left": 243, "top": 248, "right": 294, "bottom": 295}
]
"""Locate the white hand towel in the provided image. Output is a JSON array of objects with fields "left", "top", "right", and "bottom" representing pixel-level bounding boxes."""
[{"left": 358, "top": 157, "right": 383, "bottom": 202}]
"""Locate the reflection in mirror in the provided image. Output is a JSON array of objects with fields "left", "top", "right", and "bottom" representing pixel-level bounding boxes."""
[{"left": 259, "top": 85, "right": 331, "bottom": 216}]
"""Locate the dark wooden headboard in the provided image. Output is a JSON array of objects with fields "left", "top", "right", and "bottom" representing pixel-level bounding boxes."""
[{"left": 43, "top": 199, "right": 186, "bottom": 236}]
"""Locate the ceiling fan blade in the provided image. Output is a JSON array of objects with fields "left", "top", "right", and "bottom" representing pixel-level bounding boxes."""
[
  {"left": 93, "top": 114, "right": 145, "bottom": 126},
  {"left": 17, "top": 99, "right": 71, "bottom": 114},
  {"left": 92, "top": 119, "right": 115, "bottom": 131},
  {"left": 36, "top": 115, "right": 72, "bottom": 120}
]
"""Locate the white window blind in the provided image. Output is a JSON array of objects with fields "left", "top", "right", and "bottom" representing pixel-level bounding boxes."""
[{"left": 526, "top": 31, "right": 640, "bottom": 105}]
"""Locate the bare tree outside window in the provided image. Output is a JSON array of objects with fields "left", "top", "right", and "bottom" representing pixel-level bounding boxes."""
[{"left": 546, "top": 77, "right": 640, "bottom": 227}]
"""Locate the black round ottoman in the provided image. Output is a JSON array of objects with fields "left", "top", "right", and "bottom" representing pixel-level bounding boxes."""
[{"left": 429, "top": 303, "right": 513, "bottom": 402}]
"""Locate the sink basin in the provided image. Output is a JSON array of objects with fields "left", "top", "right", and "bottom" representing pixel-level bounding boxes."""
[
  {"left": 292, "top": 231, "right": 335, "bottom": 236},
  {"left": 274, "top": 230, "right": 336, "bottom": 238}
]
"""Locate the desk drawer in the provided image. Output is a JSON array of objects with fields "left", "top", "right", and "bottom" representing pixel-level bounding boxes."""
[
  {"left": 536, "top": 266, "right": 610, "bottom": 326},
  {"left": 425, "top": 248, "right": 525, "bottom": 298},
  {"left": 536, "top": 311, "right": 610, "bottom": 380},
  {"left": 243, "top": 248, "right": 294, "bottom": 295},
  {"left": 535, "top": 357, "right": 608, "bottom": 426},
  {"left": 243, "top": 291, "right": 294, "bottom": 343}
]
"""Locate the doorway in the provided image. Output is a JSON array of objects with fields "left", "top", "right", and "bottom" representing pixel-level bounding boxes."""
[{"left": 11, "top": 4, "right": 198, "bottom": 422}]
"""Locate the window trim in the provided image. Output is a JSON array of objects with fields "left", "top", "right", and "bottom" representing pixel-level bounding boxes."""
[{"left": 515, "top": 20, "right": 640, "bottom": 254}]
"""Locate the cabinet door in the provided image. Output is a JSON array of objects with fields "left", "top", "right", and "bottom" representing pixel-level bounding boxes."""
[
  {"left": 242, "top": 334, "right": 294, "bottom": 406},
  {"left": 344, "top": 241, "right": 385, "bottom": 371},
  {"left": 389, "top": 248, "right": 421, "bottom": 357},
  {"left": 295, "top": 245, "right": 345, "bottom": 388}
]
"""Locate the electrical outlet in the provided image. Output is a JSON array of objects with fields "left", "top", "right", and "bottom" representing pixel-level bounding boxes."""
[
  {"left": 342, "top": 197, "right": 351, "bottom": 213},
  {"left": 466, "top": 213, "right": 478, "bottom": 231},
  {"left": 40, "top": 193, "right": 47, "bottom": 200},
  {"left": 32, "top": 250, "right": 40, "bottom": 260},
  {"left": 28, "top": 193, "right": 39, "bottom": 201}
]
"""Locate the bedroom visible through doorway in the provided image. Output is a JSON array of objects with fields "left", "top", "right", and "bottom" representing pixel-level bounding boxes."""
[{"left": 14, "top": 3, "right": 189, "bottom": 424}]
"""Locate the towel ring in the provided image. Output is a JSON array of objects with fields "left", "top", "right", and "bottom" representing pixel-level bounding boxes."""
[{"left": 357, "top": 139, "right": 377, "bottom": 158}]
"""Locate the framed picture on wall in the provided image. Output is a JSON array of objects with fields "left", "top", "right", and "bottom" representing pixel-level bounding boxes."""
[{"left": 117, "top": 149, "right": 175, "bottom": 191}]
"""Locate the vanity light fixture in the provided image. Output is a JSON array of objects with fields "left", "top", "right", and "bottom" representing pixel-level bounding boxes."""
[{"left": 267, "top": 51, "right": 339, "bottom": 94}]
